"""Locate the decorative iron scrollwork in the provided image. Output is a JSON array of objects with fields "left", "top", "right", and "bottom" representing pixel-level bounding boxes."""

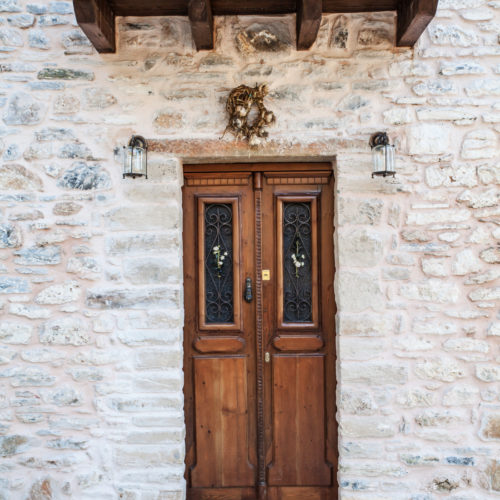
[
  {"left": 204, "top": 203, "right": 234, "bottom": 324},
  {"left": 283, "top": 202, "right": 312, "bottom": 322}
]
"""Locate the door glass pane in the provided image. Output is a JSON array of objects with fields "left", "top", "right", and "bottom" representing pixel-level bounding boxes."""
[
  {"left": 283, "top": 202, "right": 312, "bottom": 322},
  {"left": 204, "top": 203, "right": 234, "bottom": 324}
]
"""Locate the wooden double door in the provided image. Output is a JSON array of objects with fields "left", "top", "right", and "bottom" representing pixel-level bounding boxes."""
[{"left": 183, "top": 163, "right": 336, "bottom": 500}]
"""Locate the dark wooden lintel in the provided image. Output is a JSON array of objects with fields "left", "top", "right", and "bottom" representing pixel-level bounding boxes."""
[
  {"left": 73, "top": 0, "right": 115, "bottom": 53},
  {"left": 397, "top": 0, "right": 438, "bottom": 47},
  {"left": 296, "top": 0, "right": 322, "bottom": 50},
  {"left": 188, "top": 0, "right": 214, "bottom": 51}
]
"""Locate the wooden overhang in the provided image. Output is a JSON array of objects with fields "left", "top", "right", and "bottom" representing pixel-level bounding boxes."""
[{"left": 73, "top": 0, "right": 438, "bottom": 53}]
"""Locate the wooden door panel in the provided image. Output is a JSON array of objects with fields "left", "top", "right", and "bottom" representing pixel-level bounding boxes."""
[
  {"left": 268, "top": 487, "right": 333, "bottom": 500},
  {"left": 273, "top": 334, "right": 323, "bottom": 351},
  {"left": 193, "top": 335, "right": 246, "bottom": 353},
  {"left": 191, "top": 356, "right": 255, "bottom": 487},
  {"left": 267, "top": 355, "right": 331, "bottom": 486},
  {"left": 183, "top": 164, "right": 336, "bottom": 499}
]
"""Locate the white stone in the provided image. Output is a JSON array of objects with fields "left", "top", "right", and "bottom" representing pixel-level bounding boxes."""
[
  {"left": 383, "top": 107, "right": 412, "bottom": 125},
  {"left": 39, "top": 317, "right": 90, "bottom": 346},
  {"left": 443, "top": 338, "right": 489, "bottom": 353},
  {"left": 421, "top": 258, "right": 448, "bottom": 277},
  {"left": 415, "top": 358, "right": 465, "bottom": 382},
  {"left": 336, "top": 271, "right": 384, "bottom": 312},
  {"left": 0, "top": 321, "right": 32, "bottom": 344},
  {"left": 487, "top": 322, "right": 500, "bottom": 336},
  {"left": 475, "top": 364, "right": 500, "bottom": 382},
  {"left": 337, "top": 228, "right": 383, "bottom": 267},
  {"left": 8, "top": 303, "right": 51, "bottom": 319},
  {"left": 461, "top": 129, "right": 497, "bottom": 160},
  {"left": 400, "top": 280, "right": 459, "bottom": 303},
  {"left": 340, "top": 416, "right": 399, "bottom": 438},
  {"left": 451, "top": 249, "right": 482, "bottom": 275},
  {"left": 340, "top": 362, "right": 408, "bottom": 385},
  {"left": 467, "top": 226, "right": 491, "bottom": 244},
  {"left": 406, "top": 209, "right": 470, "bottom": 225},
  {"left": 469, "top": 286, "right": 500, "bottom": 301},
  {"left": 396, "top": 389, "right": 433, "bottom": 408},
  {"left": 442, "top": 385, "right": 479, "bottom": 406},
  {"left": 35, "top": 281, "right": 81, "bottom": 305},
  {"left": 407, "top": 124, "right": 451, "bottom": 155}
]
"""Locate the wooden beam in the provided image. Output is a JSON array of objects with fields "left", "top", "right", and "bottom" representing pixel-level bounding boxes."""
[
  {"left": 397, "top": 0, "right": 438, "bottom": 47},
  {"left": 188, "top": 0, "right": 214, "bottom": 51},
  {"left": 73, "top": 0, "right": 115, "bottom": 53},
  {"left": 296, "top": 0, "right": 322, "bottom": 50}
]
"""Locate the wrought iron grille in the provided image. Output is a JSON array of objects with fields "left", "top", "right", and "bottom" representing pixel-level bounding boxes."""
[
  {"left": 283, "top": 202, "right": 312, "bottom": 322},
  {"left": 204, "top": 203, "right": 234, "bottom": 324}
]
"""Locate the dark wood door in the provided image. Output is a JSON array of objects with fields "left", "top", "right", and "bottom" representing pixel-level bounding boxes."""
[{"left": 183, "top": 164, "right": 336, "bottom": 500}]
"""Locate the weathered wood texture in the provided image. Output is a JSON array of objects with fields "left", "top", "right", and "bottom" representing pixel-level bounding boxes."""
[
  {"left": 296, "top": 0, "right": 322, "bottom": 50},
  {"left": 188, "top": 0, "right": 214, "bottom": 50},
  {"left": 397, "top": 0, "right": 438, "bottom": 46},
  {"left": 76, "top": 0, "right": 434, "bottom": 51},
  {"left": 73, "top": 0, "right": 115, "bottom": 53},
  {"left": 183, "top": 163, "right": 336, "bottom": 499}
]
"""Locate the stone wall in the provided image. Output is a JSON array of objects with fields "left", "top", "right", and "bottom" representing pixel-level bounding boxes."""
[{"left": 0, "top": 0, "right": 499, "bottom": 498}]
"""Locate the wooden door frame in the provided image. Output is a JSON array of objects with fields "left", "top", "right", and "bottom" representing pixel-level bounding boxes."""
[{"left": 181, "top": 160, "right": 338, "bottom": 498}]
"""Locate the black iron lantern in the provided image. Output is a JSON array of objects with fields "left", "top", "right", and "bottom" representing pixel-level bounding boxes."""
[
  {"left": 370, "top": 132, "right": 395, "bottom": 178},
  {"left": 123, "top": 135, "right": 147, "bottom": 179}
]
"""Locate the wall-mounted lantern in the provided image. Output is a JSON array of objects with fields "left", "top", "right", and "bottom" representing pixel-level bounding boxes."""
[
  {"left": 370, "top": 132, "right": 395, "bottom": 178},
  {"left": 123, "top": 135, "right": 147, "bottom": 179}
]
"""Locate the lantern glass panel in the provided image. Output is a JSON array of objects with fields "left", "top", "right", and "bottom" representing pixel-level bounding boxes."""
[
  {"left": 372, "top": 144, "right": 385, "bottom": 175},
  {"left": 385, "top": 144, "right": 395, "bottom": 174},
  {"left": 123, "top": 146, "right": 134, "bottom": 175},
  {"left": 133, "top": 146, "right": 146, "bottom": 176}
]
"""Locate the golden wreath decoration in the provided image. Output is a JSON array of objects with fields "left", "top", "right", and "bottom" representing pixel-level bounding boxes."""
[{"left": 224, "top": 84, "right": 275, "bottom": 147}]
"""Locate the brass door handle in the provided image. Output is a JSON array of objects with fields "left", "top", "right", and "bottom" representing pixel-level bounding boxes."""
[{"left": 244, "top": 277, "right": 253, "bottom": 303}]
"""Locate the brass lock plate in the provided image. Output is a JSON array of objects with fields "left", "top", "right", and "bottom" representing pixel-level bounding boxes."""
[{"left": 262, "top": 270, "right": 270, "bottom": 281}]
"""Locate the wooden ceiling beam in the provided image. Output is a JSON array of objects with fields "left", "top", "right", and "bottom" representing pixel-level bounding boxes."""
[
  {"left": 74, "top": 0, "right": 116, "bottom": 53},
  {"left": 188, "top": 0, "right": 214, "bottom": 50},
  {"left": 396, "top": 0, "right": 438, "bottom": 47},
  {"left": 296, "top": 0, "right": 322, "bottom": 50}
]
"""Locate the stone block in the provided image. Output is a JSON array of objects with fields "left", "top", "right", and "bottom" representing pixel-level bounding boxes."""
[
  {"left": 62, "top": 29, "right": 93, "bottom": 54},
  {"left": 57, "top": 162, "right": 110, "bottom": 190},
  {"left": 28, "top": 29, "right": 50, "bottom": 49},
  {"left": 0, "top": 164, "right": 43, "bottom": 191},
  {"left": 340, "top": 362, "right": 408, "bottom": 385},
  {"left": 407, "top": 124, "right": 451, "bottom": 155},
  {"left": 0, "top": 223, "right": 21, "bottom": 248},
  {"left": 469, "top": 286, "right": 500, "bottom": 301},
  {"left": 421, "top": 258, "right": 448, "bottom": 278},
  {"left": 135, "top": 350, "right": 183, "bottom": 370},
  {"left": 40, "top": 317, "right": 90, "bottom": 345},
  {"left": 338, "top": 198, "right": 383, "bottom": 225},
  {"left": 0, "top": 277, "right": 30, "bottom": 294},
  {"left": 465, "top": 79, "right": 500, "bottom": 97},
  {"left": 123, "top": 257, "right": 180, "bottom": 285},
  {"left": 0, "top": 365, "right": 55, "bottom": 386},
  {"left": 442, "top": 385, "right": 479, "bottom": 406},
  {"left": 429, "top": 24, "right": 478, "bottom": 47},
  {"left": 35, "top": 281, "right": 81, "bottom": 305},
  {"left": 479, "top": 413, "right": 500, "bottom": 441},
  {"left": 43, "top": 386, "right": 83, "bottom": 406},
  {"left": 235, "top": 21, "right": 291, "bottom": 54},
  {"left": 21, "top": 348, "right": 65, "bottom": 363},
  {"left": 37, "top": 68, "right": 94, "bottom": 80},
  {"left": 104, "top": 203, "right": 180, "bottom": 231},
  {"left": 337, "top": 271, "right": 383, "bottom": 312},
  {"left": 0, "top": 321, "right": 32, "bottom": 344},
  {"left": 479, "top": 247, "right": 500, "bottom": 264},
  {"left": 400, "top": 279, "right": 459, "bottom": 303},
  {"left": 14, "top": 246, "right": 60, "bottom": 266},
  {"left": 337, "top": 228, "right": 383, "bottom": 267},
  {"left": 461, "top": 129, "right": 497, "bottom": 160},
  {"left": 0, "top": 435, "right": 30, "bottom": 456},
  {"left": 476, "top": 364, "right": 500, "bottom": 382},
  {"left": 451, "top": 249, "right": 482, "bottom": 275},
  {"left": 340, "top": 416, "right": 398, "bottom": 438},
  {"left": 86, "top": 287, "right": 180, "bottom": 310},
  {"left": 406, "top": 208, "right": 470, "bottom": 225},
  {"left": 415, "top": 358, "right": 465, "bottom": 382}
]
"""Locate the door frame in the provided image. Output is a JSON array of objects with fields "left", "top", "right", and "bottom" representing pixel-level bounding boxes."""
[{"left": 181, "top": 160, "right": 338, "bottom": 499}]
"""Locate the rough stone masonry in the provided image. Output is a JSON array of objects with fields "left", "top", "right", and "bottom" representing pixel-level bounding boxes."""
[{"left": 0, "top": 0, "right": 499, "bottom": 498}]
